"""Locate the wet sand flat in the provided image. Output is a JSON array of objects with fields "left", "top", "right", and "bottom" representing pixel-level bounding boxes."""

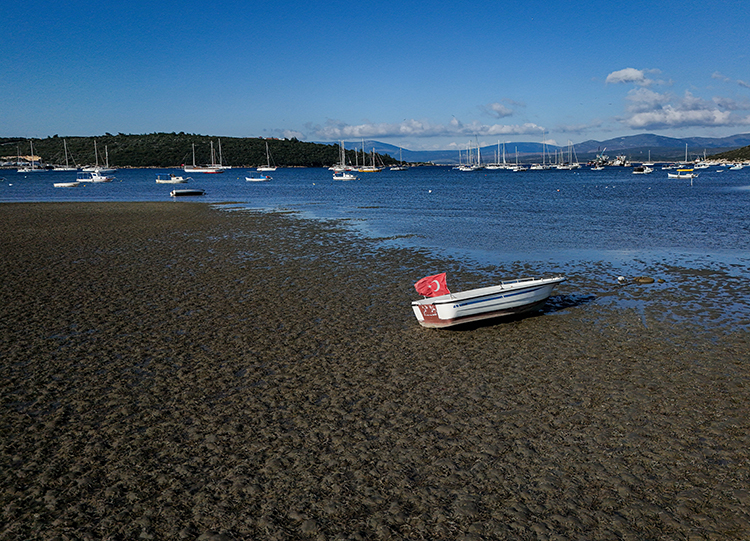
[{"left": 1, "top": 202, "right": 749, "bottom": 540}]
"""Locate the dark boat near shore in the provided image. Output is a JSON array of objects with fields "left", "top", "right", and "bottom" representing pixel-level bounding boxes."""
[{"left": 170, "top": 188, "right": 205, "bottom": 197}]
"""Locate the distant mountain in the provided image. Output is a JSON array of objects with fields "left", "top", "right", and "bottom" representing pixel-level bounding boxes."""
[
  {"left": 330, "top": 140, "right": 552, "bottom": 165},
  {"left": 574, "top": 133, "right": 750, "bottom": 161},
  {"left": 334, "top": 133, "right": 750, "bottom": 164}
]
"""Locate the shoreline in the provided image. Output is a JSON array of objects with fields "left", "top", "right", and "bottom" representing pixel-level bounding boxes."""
[{"left": 1, "top": 202, "right": 748, "bottom": 539}]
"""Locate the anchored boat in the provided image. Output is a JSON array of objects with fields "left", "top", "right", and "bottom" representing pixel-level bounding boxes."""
[{"left": 170, "top": 188, "right": 205, "bottom": 197}]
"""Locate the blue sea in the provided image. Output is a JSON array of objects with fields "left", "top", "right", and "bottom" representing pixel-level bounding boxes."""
[{"left": 3, "top": 165, "right": 748, "bottom": 330}]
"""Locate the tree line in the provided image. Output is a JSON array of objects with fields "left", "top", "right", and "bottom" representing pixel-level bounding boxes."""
[{"left": 0, "top": 133, "right": 398, "bottom": 168}]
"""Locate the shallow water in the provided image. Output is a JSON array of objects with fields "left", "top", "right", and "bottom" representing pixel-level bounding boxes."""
[{"left": 3, "top": 164, "right": 748, "bottom": 330}]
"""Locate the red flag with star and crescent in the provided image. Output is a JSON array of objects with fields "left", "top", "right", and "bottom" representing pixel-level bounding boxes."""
[{"left": 414, "top": 272, "right": 450, "bottom": 297}]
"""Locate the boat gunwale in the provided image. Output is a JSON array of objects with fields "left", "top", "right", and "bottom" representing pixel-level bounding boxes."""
[{"left": 411, "top": 276, "right": 566, "bottom": 306}]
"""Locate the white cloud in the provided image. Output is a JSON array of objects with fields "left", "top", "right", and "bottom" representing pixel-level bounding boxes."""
[
  {"left": 712, "top": 71, "right": 731, "bottom": 82},
  {"left": 281, "top": 129, "right": 304, "bottom": 140},
  {"left": 627, "top": 107, "right": 733, "bottom": 129},
  {"left": 710, "top": 71, "right": 750, "bottom": 89},
  {"left": 712, "top": 96, "right": 750, "bottom": 111},
  {"left": 606, "top": 68, "right": 653, "bottom": 86},
  {"left": 481, "top": 102, "right": 514, "bottom": 118},
  {"left": 622, "top": 89, "right": 747, "bottom": 130},
  {"left": 310, "top": 117, "right": 544, "bottom": 140}
]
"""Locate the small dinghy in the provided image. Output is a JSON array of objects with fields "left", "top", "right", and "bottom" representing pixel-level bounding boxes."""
[
  {"left": 412, "top": 273, "right": 566, "bottom": 328},
  {"left": 170, "top": 189, "right": 205, "bottom": 197}
]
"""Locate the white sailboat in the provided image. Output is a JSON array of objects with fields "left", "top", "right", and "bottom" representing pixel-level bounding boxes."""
[
  {"left": 358, "top": 142, "right": 383, "bottom": 172},
  {"left": 52, "top": 140, "right": 77, "bottom": 171},
  {"left": 330, "top": 141, "right": 353, "bottom": 172},
  {"left": 390, "top": 147, "right": 408, "bottom": 170},
  {"left": 643, "top": 150, "right": 654, "bottom": 167},
  {"left": 510, "top": 146, "right": 526, "bottom": 172},
  {"left": 485, "top": 141, "right": 511, "bottom": 170},
  {"left": 17, "top": 140, "right": 43, "bottom": 173},
  {"left": 184, "top": 142, "right": 224, "bottom": 173},
  {"left": 82, "top": 140, "right": 116, "bottom": 173},
  {"left": 216, "top": 139, "right": 231, "bottom": 170},
  {"left": 458, "top": 139, "right": 483, "bottom": 171},
  {"left": 257, "top": 141, "right": 277, "bottom": 171}
]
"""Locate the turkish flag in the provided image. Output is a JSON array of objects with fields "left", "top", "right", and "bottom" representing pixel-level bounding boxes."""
[{"left": 414, "top": 272, "right": 450, "bottom": 297}]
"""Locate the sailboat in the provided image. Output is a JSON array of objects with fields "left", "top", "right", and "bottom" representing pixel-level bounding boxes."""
[
  {"left": 668, "top": 144, "right": 697, "bottom": 179},
  {"left": 529, "top": 131, "right": 550, "bottom": 170},
  {"left": 358, "top": 141, "right": 383, "bottom": 172},
  {"left": 257, "top": 141, "right": 277, "bottom": 171},
  {"left": 17, "top": 140, "right": 43, "bottom": 173},
  {"left": 82, "top": 140, "right": 116, "bottom": 173},
  {"left": 642, "top": 150, "right": 654, "bottom": 167},
  {"left": 556, "top": 141, "right": 580, "bottom": 169},
  {"left": 52, "top": 139, "right": 77, "bottom": 171},
  {"left": 511, "top": 146, "right": 526, "bottom": 172},
  {"left": 330, "top": 141, "right": 352, "bottom": 172},
  {"left": 458, "top": 139, "right": 483, "bottom": 171},
  {"left": 390, "top": 147, "right": 408, "bottom": 170},
  {"left": 216, "top": 139, "right": 231, "bottom": 170},
  {"left": 184, "top": 142, "right": 224, "bottom": 173}
]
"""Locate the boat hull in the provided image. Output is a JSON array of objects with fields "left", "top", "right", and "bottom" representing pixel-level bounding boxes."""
[
  {"left": 170, "top": 189, "right": 205, "bottom": 197},
  {"left": 411, "top": 276, "right": 565, "bottom": 328},
  {"left": 184, "top": 167, "right": 223, "bottom": 174}
]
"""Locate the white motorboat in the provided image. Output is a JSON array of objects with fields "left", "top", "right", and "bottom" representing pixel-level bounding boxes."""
[
  {"left": 246, "top": 174, "right": 272, "bottom": 182},
  {"left": 53, "top": 181, "right": 80, "bottom": 188},
  {"left": 412, "top": 276, "right": 566, "bottom": 328},
  {"left": 333, "top": 171, "right": 358, "bottom": 181},
  {"left": 633, "top": 166, "right": 653, "bottom": 174},
  {"left": 156, "top": 173, "right": 189, "bottom": 184},
  {"left": 667, "top": 169, "right": 698, "bottom": 179},
  {"left": 77, "top": 171, "right": 114, "bottom": 182}
]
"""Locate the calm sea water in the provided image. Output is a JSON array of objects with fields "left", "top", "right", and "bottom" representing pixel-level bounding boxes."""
[{"left": 3, "top": 165, "right": 749, "bottom": 329}]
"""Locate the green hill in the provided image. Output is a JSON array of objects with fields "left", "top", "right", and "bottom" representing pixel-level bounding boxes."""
[
  {"left": 0, "top": 133, "right": 396, "bottom": 168},
  {"left": 709, "top": 145, "right": 750, "bottom": 162}
]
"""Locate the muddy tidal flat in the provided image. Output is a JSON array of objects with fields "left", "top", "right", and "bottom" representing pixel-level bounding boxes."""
[{"left": 1, "top": 202, "right": 749, "bottom": 540}]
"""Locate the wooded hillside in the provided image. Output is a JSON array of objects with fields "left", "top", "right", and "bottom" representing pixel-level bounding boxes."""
[
  {"left": 0, "top": 133, "right": 397, "bottom": 168},
  {"left": 710, "top": 145, "right": 750, "bottom": 162}
]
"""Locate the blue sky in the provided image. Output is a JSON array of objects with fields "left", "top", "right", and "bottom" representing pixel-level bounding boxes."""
[{"left": 2, "top": 0, "right": 749, "bottom": 150}]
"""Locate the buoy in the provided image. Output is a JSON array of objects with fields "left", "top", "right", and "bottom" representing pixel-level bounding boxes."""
[
  {"left": 633, "top": 276, "right": 655, "bottom": 284},
  {"left": 617, "top": 276, "right": 627, "bottom": 284}
]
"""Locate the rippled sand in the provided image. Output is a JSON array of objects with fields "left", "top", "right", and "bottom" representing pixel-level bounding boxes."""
[{"left": 1, "top": 202, "right": 748, "bottom": 540}]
